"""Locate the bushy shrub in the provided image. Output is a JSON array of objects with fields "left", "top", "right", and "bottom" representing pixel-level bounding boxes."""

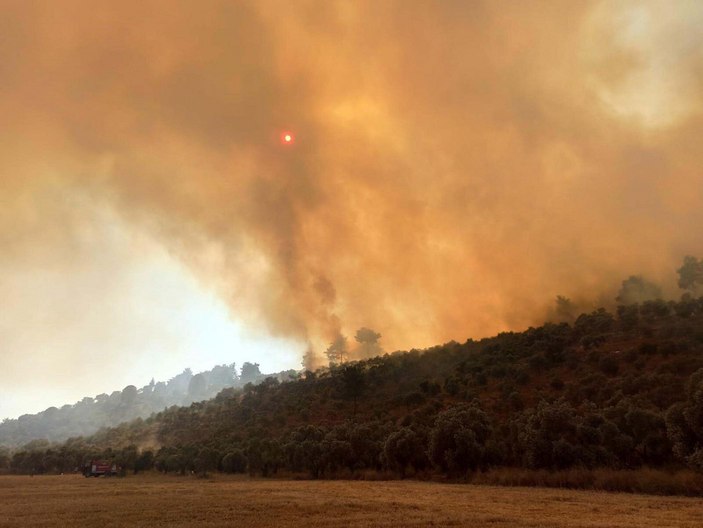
[{"left": 429, "top": 403, "right": 491, "bottom": 476}]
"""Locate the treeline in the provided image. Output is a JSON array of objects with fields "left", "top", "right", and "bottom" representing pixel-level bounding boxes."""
[
  {"left": 550, "top": 256, "right": 703, "bottom": 324},
  {"left": 0, "top": 361, "right": 294, "bottom": 447},
  {"left": 4, "top": 296, "right": 703, "bottom": 494}
]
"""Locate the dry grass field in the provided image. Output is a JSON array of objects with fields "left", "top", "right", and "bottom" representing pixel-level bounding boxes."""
[{"left": 0, "top": 474, "right": 700, "bottom": 528}]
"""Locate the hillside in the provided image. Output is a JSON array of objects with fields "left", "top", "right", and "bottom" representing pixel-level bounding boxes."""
[
  {"left": 0, "top": 362, "right": 295, "bottom": 447},
  {"left": 4, "top": 296, "right": 703, "bottom": 491}
]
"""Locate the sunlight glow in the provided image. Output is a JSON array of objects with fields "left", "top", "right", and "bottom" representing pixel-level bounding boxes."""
[
  {"left": 0, "top": 200, "right": 303, "bottom": 419},
  {"left": 281, "top": 131, "right": 295, "bottom": 145}
]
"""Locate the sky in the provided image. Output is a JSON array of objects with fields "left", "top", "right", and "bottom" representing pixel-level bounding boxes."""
[{"left": 1, "top": 0, "right": 703, "bottom": 419}]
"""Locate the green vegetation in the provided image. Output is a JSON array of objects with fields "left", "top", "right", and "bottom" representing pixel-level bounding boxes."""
[
  {"left": 3, "top": 295, "right": 703, "bottom": 493},
  {"left": 4, "top": 257, "right": 703, "bottom": 494}
]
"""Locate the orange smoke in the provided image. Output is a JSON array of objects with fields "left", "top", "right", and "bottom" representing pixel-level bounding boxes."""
[{"left": 1, "top": 0, "right": 702, "bottom": 368}]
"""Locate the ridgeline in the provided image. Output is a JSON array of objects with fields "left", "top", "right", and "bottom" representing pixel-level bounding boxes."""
[{"left": 0, "top": 362, "right": 294, "bottom": 447}]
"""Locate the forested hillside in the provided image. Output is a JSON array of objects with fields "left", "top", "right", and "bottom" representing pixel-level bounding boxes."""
[
  {"left": 5, "top": 296, "right": 703, "bottom": 492},
  {"left": 0, "top": 362, "right": 294, "bottom": 447}
]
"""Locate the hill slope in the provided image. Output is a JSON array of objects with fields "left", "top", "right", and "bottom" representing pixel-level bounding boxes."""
[
  {"left": 5, "top": 297, "right": 703, "bottom": 489},
  {"left": 0, "top": 362, "right": 294, "bottom": 447}
]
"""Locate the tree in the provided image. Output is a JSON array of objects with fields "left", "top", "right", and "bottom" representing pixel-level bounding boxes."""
[
  {"left": 187, "top": 373, "right": 208, "bottom": 402},
  {"left": 325, "top": 335, "right": 348, "bottom": 366},
  {"left": 520, "top": 400, "right": 579, "bottom": 469},
  {"left": 384, "top": 428, "right": 427, "bottom": 478},
  {"left": 116, "top": 445, "right": 139, "bottom": 475},
  {"left": 322, "top": 437, "right": 354, "bottom": 473},
  {"left": 623, "top": 407, "right": 669, "bottom": 464},
  {"left": 639, "top": 299, "right": 671, "bottom": 320},
  {"left": 616, "top": 276, "right": 662, "bottom": 305},
  {"left": 554, "top": 296, "right": 576, "bottom": 323},
  {"left": 666, "top": 368, "right": 703, "bottom": 471},
  {"left": 429, "top": 403, "right": 491, "bottom": 476},
  {"left": 301, "top": 345, "right": 318, "bottom": 371},
  {"left": 348, "top": 423, "right": 384, "bottom": 471},
  {"left": 285, "top": 426, "right": 326, "bottom": 478},
  {"left": 677, "top": 256, "right": 703, "bottom": 293},
  {"left": 208, "top": 363, "right": 237, "bottom": 390},
  {"left": 134, "top": 450, "right": 155, "bottom": 473},
  {"left": 240, "top": 362, "right": 262, "bottom": 384},
  {"left": 354, "top": 328, "right": 383, "bottom": 359},
  {"left": 222, "top": 449, "right": 247, "bottom": 473},
  {"left": 0, "top": 446, "right": 10, "bottom": 472},
  {"left": 120, "top": 385, "right": 138, "bottom": 406},
  {"left": 616, "top": 304, "right": 639, "bottom": 330},
  {"left": 338, "top": 364, "right": 366, "bottom": 419},
  {"left": 194, "top": 447, "right": 219, "bottom": 477},
  {"left": 574, "top": 308, "right": 614, "bottom": 335}
]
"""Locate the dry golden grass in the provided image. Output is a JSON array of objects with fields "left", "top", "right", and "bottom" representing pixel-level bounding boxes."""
[
  {"left": 0, "top": 474, "right": 701, "bottom": 528},
  {"left": 470, "top": 467, "right": 703, "bottom": 496}
]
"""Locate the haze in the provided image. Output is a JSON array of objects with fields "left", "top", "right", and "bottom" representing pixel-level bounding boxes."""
[{"left": 1, "top": 0, "right": 702, "bottom": 419}]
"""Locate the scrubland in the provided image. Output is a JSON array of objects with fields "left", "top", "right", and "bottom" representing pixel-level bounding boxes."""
[
  {"left": 0, "top": 474, "right": 700, "bottom": 528},
  {"left": 7, "top": 300, "right": 703, "bottom": 493}
]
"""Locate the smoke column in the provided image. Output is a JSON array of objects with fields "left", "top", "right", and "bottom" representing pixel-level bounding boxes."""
[{"left": 1, "top": 0, "right": 702, "bottom": 376}]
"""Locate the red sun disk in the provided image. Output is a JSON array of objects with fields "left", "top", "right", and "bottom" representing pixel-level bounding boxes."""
[{"left": 280, "top": 131, "right": 295, "bottom": 145}]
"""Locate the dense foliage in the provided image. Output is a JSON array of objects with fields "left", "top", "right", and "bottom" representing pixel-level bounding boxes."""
[
  {"left": 4, "top": 296, "right": 703, "bottom": 485},
  {"left": 0, "top": 361, "right": 290, "bottom": 447}
]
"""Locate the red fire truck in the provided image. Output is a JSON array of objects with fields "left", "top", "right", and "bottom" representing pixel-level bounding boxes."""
[{"left": 83, "top": 460, "right": 119, "bottom": 477}]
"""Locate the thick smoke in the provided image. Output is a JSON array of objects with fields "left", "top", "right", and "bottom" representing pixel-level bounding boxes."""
[{"left": 1, "top": 0, "right": 703, "bottom": 373}]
